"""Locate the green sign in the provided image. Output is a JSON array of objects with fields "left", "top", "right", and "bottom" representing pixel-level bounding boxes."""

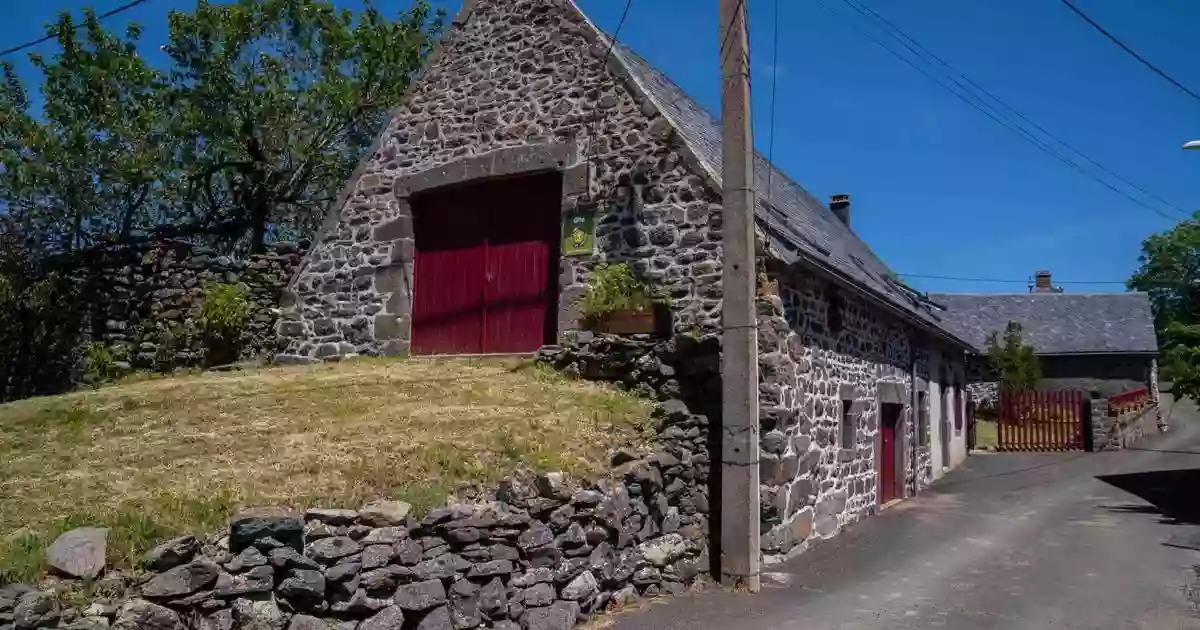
[{"left": 562, "top": 208, "right": 595, "bottom": 257}]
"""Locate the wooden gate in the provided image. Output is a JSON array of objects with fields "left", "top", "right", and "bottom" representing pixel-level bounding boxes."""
[{"left": 997, "top": 390, "right": 1085, "bottom": 452}]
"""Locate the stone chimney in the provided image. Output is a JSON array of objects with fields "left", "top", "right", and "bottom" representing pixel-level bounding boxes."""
[
  {"left": 1034, "top": 270, "right": 1053, "bottom": 293},
  {"left": 830, "top": 194, "right": 851, "bottom": 227}
]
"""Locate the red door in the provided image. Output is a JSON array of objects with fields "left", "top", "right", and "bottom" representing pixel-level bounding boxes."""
[
  {"left": 879, "top": 403, "right": 900, "bottom": 504},
  {"left": 411, "top": 174, "right": 560, "bottom": 355}
]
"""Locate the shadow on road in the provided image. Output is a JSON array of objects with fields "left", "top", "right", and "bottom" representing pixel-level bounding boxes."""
[{"left": 1096, "top": 468, "right": 1200, "bottom": 525}]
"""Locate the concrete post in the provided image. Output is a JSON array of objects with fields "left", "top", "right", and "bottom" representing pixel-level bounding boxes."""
[{"left": 718, "top": 0, "right": 760, "bottom": 592}]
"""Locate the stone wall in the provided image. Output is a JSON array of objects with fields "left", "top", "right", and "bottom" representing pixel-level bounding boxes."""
[
  {"left": 79, "top": 238, "right": 304, "bottom": 372},
  {"left": 1, "top": 334, "right": 718, "bottom": 630},
  {"left": 277, "top": 0, "right": 725, "bottom": 361},
  {"left": 754, "top": 265, "right": 954, "bottom": 561},
  {"left": 1089, "top": 398, "right": 1161, "bottom": 452}
]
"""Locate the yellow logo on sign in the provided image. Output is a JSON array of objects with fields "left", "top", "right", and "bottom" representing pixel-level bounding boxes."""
[{"left": 570, "top": 227, "right": 587, "bottom": 248}]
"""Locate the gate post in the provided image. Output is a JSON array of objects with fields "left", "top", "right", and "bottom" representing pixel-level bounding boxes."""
[{"left": 1082, "top": 395, "right": 1095, "bottom": 452}]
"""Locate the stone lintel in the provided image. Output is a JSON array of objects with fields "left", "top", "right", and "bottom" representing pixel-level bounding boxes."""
[
  {"left": 877, "top": 381, "right": 907, "bottom": 406},
  {"left": 393, "top": 142, "right": 578, "bottom": 202}
]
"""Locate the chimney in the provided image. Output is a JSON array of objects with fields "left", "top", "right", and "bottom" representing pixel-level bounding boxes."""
[
  {"left": 830, "top": 194, "right": 851, "bottom": 227},
  {"left": 1034, "top": 270, "right": 1053, "bottom": 293}
]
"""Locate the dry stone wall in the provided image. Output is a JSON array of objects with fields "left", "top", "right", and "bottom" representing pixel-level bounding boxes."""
[
  {"left": 82, "top": 238, "right": 304, "bottom": 371},
  {"left": 755, "top": 267, "right": 944, "bottom": 561},
  {"left": 276, "top": 0, "right": 725, "bottom": 361},
  {"left": 2, "top": 333, "right": 718, "bottom": 630}
]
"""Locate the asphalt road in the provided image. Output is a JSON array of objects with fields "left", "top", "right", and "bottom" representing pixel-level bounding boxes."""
[{"left": 609, "top": 395, "right": 1200, "bottom": 630}]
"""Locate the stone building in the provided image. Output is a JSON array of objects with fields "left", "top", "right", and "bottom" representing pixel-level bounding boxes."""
[
  {"left": 932, "top": 276, "right": 1159, "bottom": 404},
  {"left": 276, "top": 0, "right": 977, "bottom": 560}
]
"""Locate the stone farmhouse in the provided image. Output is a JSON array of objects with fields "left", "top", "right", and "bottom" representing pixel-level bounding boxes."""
[
  {"left": 933, "top": 271, "right": 1159, "bottom": 402},
  {"left": 276, "top": 0, "right": 979, "bottom": 559}
]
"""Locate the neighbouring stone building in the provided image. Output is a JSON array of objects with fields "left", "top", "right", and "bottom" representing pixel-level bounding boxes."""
[
  {"left": 276, "top": 0, "right": 977, "bottom": 568},
  {"left": 932, "top": 272, "right": 1160, "bottom": 406}
]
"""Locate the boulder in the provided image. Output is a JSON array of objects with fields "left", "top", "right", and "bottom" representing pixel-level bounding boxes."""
[
  {"left": 287, "top": 615, "right": 328, "bottom": 630},
  {"left": 227, "top": 547, "right": 269, "bottom": 572},
  {"left": 229, "top": 508, "right": 303, "bottom": 552},
  {"left": 393, "top": 580, "right": 446, "bottom": 611},
  {"left": 361, "top": 528, "right": 407, "bottom": 545},
  {"left": 478, "top": 578, "right": 507, "bottom": 619},
  {"left": 269, "top": 547, "right": 322, "bottom": 572},
  {"left": 141, "top": 560, "right": 221, "bottom": 598},
  {"left": 413, "top": 606, "right": 452, "bottom": 630},
  {"left": 360, "top": 545, "right": 393, "bottom": 570},
  {"left": 358, "top": 501, "right": 411, "bottom": 527},
  {"left": 466, "top": 559, "right": 513, "bottom": 578},
  {"left": 637, "top": 534, "right": 688, "bottom": 567},
  {"left": 46, "top": 527, "right": 108, "bottom": 579},
  {"left": 111, "top": 600, "right": 185, "bottom": 630},
  {"left": 560, "top": 571, "right": 598, "bottom": 601},
  {"left": 519, "top": 601, "right": 576, "bottom": 630},
  {"left": 143, "top": 536, "right": 200, "bottom": 572},
  {"left": 231, "top": 595, "right": 285, "bottom": 630},
  {"left": 306, "top": 537, "right": 362, "bottom": 564},
  {"left": 304, "top": 508, "right": 359, "bottom": 526},
  {"left": 521, "top": 583, "right": 554, "bottom": 608},
  {"left": 277, "top": 569, "right": 326, "bottom": 605},
  {"left": 214, "top": 566, "right": 274, "bottom": 598},
  {"left": 13, "top": 591, "right": 60, "bottom": 630},
  {"left": 0, "top": 584, "right": 34, "bottom": 612},
  {"left": 359, "top": 606, "right": 405, "bottom": 630}
]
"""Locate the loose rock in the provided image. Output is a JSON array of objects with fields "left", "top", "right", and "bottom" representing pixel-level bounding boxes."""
[{"left": 46, "top": 527, "right": 108, "bottom": 580}]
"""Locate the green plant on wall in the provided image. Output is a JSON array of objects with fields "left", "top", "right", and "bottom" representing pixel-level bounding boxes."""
[
  {"left": 198, "top": 283, "right": 249, "bottom": 366},
  {"left": 82, "top": 342, "right": 115, "bottom": 388},
  {"left": 579, "top": 263, "right": 660, "bottom": 324}
]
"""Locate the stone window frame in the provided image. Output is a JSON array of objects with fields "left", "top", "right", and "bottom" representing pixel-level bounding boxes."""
[
  {"left": 839, "top": 398, "right": 855, "bottom": 449},
  {"left": 917, "top": 390, "right": 930, "bottom": 447}
]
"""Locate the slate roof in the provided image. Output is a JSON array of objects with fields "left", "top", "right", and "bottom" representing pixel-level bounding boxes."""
[
  {"left": 607, "top": 43, "right": 972, "bottom": 348},
  {"left": 927, "top": 293, "right": 1158, "bottom": 355}
]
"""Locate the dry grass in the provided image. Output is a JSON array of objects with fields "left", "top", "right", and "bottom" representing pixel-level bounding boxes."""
[
  {"left": 0, "top": 357, "right": 654, "bottom": 583},
  {"left": 974, "top": 419, "right": 998, "bottom": 450}
]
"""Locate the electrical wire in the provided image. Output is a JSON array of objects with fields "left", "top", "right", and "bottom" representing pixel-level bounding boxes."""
[
  {"left": 813, "top": 0, "right": 1186, "bottom": 222},
  {"left": 0, "top": 0, "right": 153, "bottom": 58},
  {"left": 1060, "top": 0, "right": 1200, "bottom": 104},
  {"left": 583, "top": 0, "right": 634, "bottom": 197},
  {"left": 764, "top": 0, "right": 780, "bottom": 210},
  {"left": 841, "top": 0, "right": 1190, "bottom": 220}
]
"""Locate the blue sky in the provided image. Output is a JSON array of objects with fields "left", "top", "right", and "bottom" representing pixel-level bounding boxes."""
[{"left": 3, "top": 0, "right": 1199, "bottom": 294}]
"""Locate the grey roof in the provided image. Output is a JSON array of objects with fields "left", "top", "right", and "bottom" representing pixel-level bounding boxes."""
[
  {"left": 608, "top": 44, "right": 970, "bottom": 347},
  {"left": 927, "top": 293, "right": 1158, "bottom": 355}
]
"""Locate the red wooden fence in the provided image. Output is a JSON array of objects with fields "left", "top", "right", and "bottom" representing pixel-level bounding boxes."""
[
  {"left": 1107, "top": 387, "right": 1150, "bottom": 415},
  {"left": 996, "top": 390, "right": 1085, "bottom": 452}
]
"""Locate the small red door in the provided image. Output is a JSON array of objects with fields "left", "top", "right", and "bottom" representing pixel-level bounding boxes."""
[
  {"left": 411, "top": 174, "right": 560, "bottom": 355},
  {"left": 879, "top": 403, "right": 900, "bottom": 504}
]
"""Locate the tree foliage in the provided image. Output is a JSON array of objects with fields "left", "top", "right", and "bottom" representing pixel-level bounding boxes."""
[
  {"left": 1129, "top": 212, "right": 1200, "bottom": 400},
  {"left": 0, "top": 0, "right": 442, "bottom": 255},
  {"left": 984, "top": 322, "right": 1041, "bottom": 392}
]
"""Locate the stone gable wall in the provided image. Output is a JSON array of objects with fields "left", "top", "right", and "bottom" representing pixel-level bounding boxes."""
[
  {"left": 277, "top": 0, "right": 725, "bottom": 361},
  {"left": 756, "top": 266, "right": 952, "bottom": 560}
]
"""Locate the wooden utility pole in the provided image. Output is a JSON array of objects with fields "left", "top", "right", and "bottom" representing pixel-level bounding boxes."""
[{"left": 718, "top": 0, "right": 761, "bottom": 592}]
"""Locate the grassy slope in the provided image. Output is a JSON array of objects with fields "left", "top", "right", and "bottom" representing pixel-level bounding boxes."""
[{"left": 0, "top": 358, "right": 653, "bottom": 583}]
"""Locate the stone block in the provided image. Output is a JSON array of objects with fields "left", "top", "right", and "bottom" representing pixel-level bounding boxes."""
[
  {"left": 375, "top": 266, "right": 409, "bottom": 295},
  {"left": 374, "top": 315, "right": 410, "bottom": 341},
  {"left": 374, "top": 217, "right": 413, "bottom": 241},
  {"left": 390, "top": 239, "right": 415, "bottom": 264}
]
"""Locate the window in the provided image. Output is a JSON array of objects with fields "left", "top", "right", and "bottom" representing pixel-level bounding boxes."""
[
  {"left": 954, "top": 386, "right": 964, "bottom": 433},
  {"left": 917, "top": 391, "right": 929, "bottom": 446},
  {"left": 840, "top": 399, "right": 855, "bottom": 448}
]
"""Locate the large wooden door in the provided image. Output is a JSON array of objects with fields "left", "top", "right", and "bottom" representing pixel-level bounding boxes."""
[
  {"left": 879, "top": 403, "right": 900, "bottom": 504},
  {"left": 411, "top": 173, "right": 561, "bottom": 355}
]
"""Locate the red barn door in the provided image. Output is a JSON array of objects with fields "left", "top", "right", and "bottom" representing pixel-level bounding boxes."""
[{"left": 411, "top": 174, "right": 560, "bottom": 355}]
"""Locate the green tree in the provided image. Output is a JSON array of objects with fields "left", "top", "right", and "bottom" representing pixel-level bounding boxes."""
[
  {"left": 985, "top": 322, "right": 1041, "bottom": 391},
  {"left": 0, "top": 10, "right": 173, "bottom": 253},
  {"left": 162, "top": 0, "right": 442, "bottom": 252},
  {"left": 1129, "top": 212, "right": 1200, "bottom": 399}
]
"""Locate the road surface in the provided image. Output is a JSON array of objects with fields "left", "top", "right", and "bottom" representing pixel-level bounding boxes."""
[{"left": 609, "top": 395, "right": 1200, "bottom": 630}]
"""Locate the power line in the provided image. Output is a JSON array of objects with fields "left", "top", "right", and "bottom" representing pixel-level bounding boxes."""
[
  {"left": 1060, "top": 0, "right": 1200, "bottom": 104},
  {"left": 0, "top": 0, "right": 153, "bottom": 58},
  {"left": 583, "top": 0, "right": 634, "bottom": 197},
  {"left": 842, "top": 0, "right": 1191, "bottom": 220},
  {"left": 764, "top": 0, "right": 780, "bottom": 210},
  {"left": 814, "top": 0, "right": 1187, "bottom": 222}
]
